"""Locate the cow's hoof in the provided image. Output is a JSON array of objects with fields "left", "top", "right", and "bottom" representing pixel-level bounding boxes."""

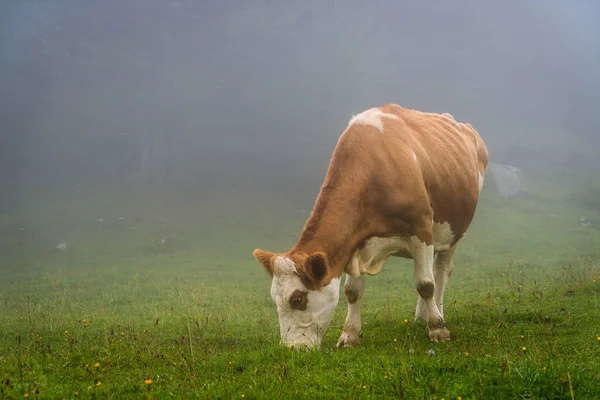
[
  {"left": 336, "top": 331, "right": 360, "bottom": 348},
  {"left": 428, "top": 327, "right": 451, "bottom": 342}
]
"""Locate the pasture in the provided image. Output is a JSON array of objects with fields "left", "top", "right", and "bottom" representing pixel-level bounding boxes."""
[{"left": 1, "top": 151, "right": 599, "bottom": 399}]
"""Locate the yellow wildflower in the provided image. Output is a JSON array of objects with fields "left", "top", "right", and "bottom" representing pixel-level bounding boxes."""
[{"left": 145, "top": 379, "right": 153, "bottom": 385}]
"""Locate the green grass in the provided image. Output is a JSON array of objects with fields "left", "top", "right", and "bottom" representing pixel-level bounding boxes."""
[{"left": 1, "top": 171, "right": 600, "bottom": 399}]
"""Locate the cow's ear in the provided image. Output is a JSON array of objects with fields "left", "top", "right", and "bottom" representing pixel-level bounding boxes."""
[
  {"left": 253, "top": 249, "right": 275, "bottom": 277},
  {"left": 304, "top": 252, "right": 329, "bottom": 289}
]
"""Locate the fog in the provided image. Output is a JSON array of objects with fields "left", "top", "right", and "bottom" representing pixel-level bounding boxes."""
[{"left": 1, "top": 1, "right": 599, "bottom": 266}]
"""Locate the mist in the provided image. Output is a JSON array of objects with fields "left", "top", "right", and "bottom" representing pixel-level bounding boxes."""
[{"left": 1, "top": 0, "right": 599, "bottom": 267}]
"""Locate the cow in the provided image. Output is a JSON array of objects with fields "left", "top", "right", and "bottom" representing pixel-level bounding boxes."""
[{"left": 253, "top": 103, "right": 488, "bottom": 350}]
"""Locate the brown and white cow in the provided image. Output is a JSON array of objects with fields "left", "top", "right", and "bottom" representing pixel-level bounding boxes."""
[{"left": 253, "top": 103, "right": 488, "bottom": 349}]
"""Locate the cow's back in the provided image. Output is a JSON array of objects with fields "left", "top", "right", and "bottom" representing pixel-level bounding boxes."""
[
  {"left": 341, "top": 104, "right": 488, "bottom": 245},
  {"left": 388, "top": 104, "right": 487, "bottom": 243}
]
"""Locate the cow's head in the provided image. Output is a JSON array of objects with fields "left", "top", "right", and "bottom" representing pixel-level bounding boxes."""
[{"left": 253, "top": 249, "right": 340, "bottom": 350}]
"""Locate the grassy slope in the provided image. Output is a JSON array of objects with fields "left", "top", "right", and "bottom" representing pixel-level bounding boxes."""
[{"left": 1, "top": 166, "right": 599, "bottom": 399}]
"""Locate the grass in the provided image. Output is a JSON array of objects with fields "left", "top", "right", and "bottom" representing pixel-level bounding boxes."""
[{"left": 1, "top": 166, "right": 600, "bottom": 399}]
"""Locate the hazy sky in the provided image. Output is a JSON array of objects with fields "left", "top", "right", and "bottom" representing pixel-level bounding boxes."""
[{"left": 1, "top": 0, "right": 598, "bottom": 204}]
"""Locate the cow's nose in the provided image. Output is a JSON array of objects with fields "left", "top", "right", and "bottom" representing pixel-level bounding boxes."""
[{"left": 283, "top": 339, "right": 319, "bottom": 351}]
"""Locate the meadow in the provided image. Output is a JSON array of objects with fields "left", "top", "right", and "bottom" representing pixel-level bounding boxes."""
[{"left": 1, "top": 150, "right": 599, "bottom": 399}]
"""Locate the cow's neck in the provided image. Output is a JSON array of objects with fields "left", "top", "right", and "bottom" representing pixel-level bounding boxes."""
[{"left": 291, "top": 182, "right": 366, "bottom": 278}]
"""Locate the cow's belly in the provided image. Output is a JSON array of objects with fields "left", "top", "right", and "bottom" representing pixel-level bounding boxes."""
[{"left": 345, "top": 221, "right": 455, "bottom": 277}]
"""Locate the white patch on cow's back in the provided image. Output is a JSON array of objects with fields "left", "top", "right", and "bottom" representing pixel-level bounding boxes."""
[
  {"left": 348, "top": 107, "right": 400, "bottom": 133},
  {"left": 412, "top": 151, "right": 418, "bottom": 161},
  {"left": 345, "top": 222, "right": 455, "bottom": 277}
]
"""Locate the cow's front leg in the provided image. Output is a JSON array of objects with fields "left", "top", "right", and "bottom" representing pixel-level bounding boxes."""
[
  {"left": 336, "top": 274, "right": 365, "bottom": 348},
  {"left": 411, "top": 236, "right": 451, "bottom": 342},
  {"left": 414, "top": 296, "right": 428, "bottom": 322}
]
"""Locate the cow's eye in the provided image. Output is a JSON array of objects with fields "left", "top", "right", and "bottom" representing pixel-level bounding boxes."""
[{"left": 289, "top": 290, "right": 308, "bottom": 310}]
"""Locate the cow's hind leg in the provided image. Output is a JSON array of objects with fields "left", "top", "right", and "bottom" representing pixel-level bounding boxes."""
[
  {"left": 336, "top": 274, "right": 365, "bottom": 348},
  {"left": 434, "top": 245, "right": 457, "bottom": 317},
  {"left": 411, "top": 235, "right": 450, "bottom": 342}
]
